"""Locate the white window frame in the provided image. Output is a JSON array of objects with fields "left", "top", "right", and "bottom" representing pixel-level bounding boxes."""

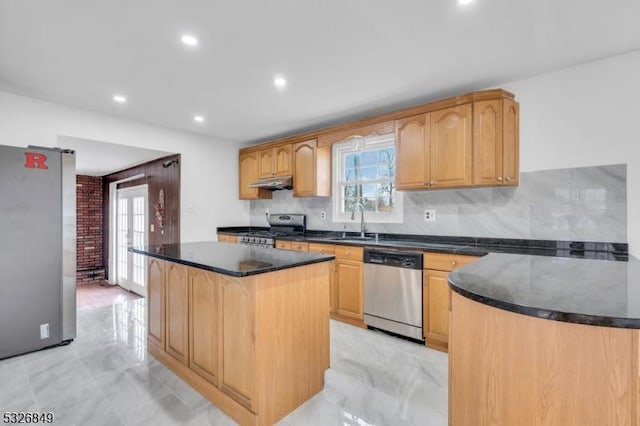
[{"left": 332, "top": 133, "right": 403, "bottom": 224}]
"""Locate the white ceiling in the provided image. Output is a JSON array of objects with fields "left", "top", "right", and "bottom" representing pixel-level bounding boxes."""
[
  {"left": 1, "top": 1, "right": 640, "bottom": 144},
  {"left": 58, "top": 135, "right": 172, "bottom": 176}
]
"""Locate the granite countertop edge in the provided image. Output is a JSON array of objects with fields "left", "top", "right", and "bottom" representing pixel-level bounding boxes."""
[
  {"left": 130, "top": 246, "right": 335, "bottom": 277},
  {"left": 448, "top": 282, "right": 640, "bottom": 329},
  {"left": 217, "top": 227, "right": 628, "bottom": 261},
  {"left": 447, "top": 253, "right": 640, "bottom": 329}
]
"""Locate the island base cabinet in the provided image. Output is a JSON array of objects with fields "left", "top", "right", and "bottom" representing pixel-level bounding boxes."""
[
  {"left": 147, "top": 259, "right": 331, "bottom": 426},
  {"left": 449, "top": 292, "right": 640, "bottom": 426}
]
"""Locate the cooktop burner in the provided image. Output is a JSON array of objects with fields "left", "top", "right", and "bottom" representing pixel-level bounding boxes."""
[{"left": 238, "top": 213, "right": 306, "bottom": 247}]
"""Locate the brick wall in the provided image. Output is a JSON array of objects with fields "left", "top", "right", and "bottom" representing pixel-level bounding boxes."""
[{"left": 76, "top": 175, "right": 105, "bottom": 284}]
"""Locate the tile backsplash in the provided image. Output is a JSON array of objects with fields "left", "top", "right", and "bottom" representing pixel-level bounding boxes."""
[{"left": 250, "top": 164, "right": 627, "bottom": 243}]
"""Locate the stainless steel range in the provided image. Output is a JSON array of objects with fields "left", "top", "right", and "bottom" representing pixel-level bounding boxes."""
[{"left": 238, "top": 214, "right": 306, "bottom": 248}]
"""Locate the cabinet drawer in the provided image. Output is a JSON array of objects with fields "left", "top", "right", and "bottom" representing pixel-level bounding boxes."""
[
  {"left": 423, "top": 252, "right": 478, "bottom": 272},
  {"left": 290, "top": 242, "right": 309, "bottom": 252},
  {"left": 308, "top": 243, "right": 336, "bottom": 255},
  {"left": 334, "top": 245, "right": 363, "bottom": 261}
]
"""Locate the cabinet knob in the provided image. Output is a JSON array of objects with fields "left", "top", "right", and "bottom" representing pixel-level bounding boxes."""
[
  {"left": 451, "top": 261, "right": 457, "bottom": 266},
  {"left": 505, "top": 177, "right": 512, "bottom": 182},
  {"left": 346, "top": 250, "right": 350, "bottom": 255},
  {"left": 497, "top": 177, "right": 503, "bottom": 181},
  {"left": 429, "top": 181, "right": 435, "bottom": 185}
]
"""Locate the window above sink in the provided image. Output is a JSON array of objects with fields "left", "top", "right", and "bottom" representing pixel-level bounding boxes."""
[{"left": 332, "top": 133, "right": 403, "bottom": 224}]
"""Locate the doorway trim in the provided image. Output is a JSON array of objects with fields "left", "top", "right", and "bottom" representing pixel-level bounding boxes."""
[{"left": 107, "top": 173, "right": 145, "bottom": 286}]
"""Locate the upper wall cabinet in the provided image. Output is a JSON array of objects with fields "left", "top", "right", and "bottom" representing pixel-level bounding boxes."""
[
  {"left": 395, "top": 114, "right": 430, "bottom": 190},
  {"left": 258, "top": 144, "right": 292, "bottom": 178},
  {"left": 239, "top": 152, "right": 272, "bottom": 200},
  {"left": 395, "top": 104, "right": 473, "bottom": 190},
  {"left": 473, "top": 99, "right": 519, "bottom": 186},
  {"left": 430, "top": 104, "right": 473, "bottom": 188},
  {"left": 292, "top": 139, "right": 331, "bottom": 197},
  {"left": 238, "top": 89, "right": 518, "bottom": 199}
]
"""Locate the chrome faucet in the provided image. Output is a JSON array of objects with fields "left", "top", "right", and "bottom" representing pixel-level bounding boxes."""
[{"left": 350, "top": 202, "right": 367, "bottom": 237}]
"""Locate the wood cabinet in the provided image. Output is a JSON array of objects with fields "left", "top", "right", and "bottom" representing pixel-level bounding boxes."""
[
  {"left": 430, "top": 104, "right": 473, "bottom": 188},
  {"left": 145, "top": 257, "right": 331, "bottom": 426},
  {"left": 473, "top": 99, "right": 520, "bottom": 186},
  {"left": 189, "top": 268, "right": 221, "bottom": 386},
  {"left": 308, "top": 243, "right": 337, "bottom": 313},
  {"left": 147, "top": 257, "right": 165, "bottom": 348},
  {"left": 217, "top": 234, "right": 239, "bottom": 243},
  {"left": 258, "top": 144, "right": 292, "bottom": 178},
  {"left": 275, "top": 240, "right": 291, "bottom": 250},
  {"left": 165, "top": 262, "right": 189, "bottom": 364},
  {"left": 450, "top": 292, "right": 640, "bottom": 426},
  {"left": 423, "top": 252, "right": 478, "bottom": 352},
  {"left": 334, "top": 246, "right": 364, "bottom": 324},
  {"left": 395, "top": 104, "right": 473, "bottom": 190},
  {"left": 395, "top": 113, "right": 430, "bottom": 190},
  {"left": 220, "top": 276, "right": 256, "bottom": 411},
  {"left": 239, "top": 89, "right": 518, "bottom": 198},
  {"left": 239, "top": 152, "right": 272, "bottom": 200},
  {"left": 292, "top": 139, "right": 331, "bottom": 197}
]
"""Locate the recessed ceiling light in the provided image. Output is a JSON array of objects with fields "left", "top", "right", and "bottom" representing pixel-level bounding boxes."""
[
  {"left": 113, "top": 94, "right": 127, "bottom": 104},
  {"left": 193, "top": 115, "right": 205, "bottom": 123},
  {"left": 181, "top": 34, "right": 199, "bottom": 47},
  {"left": 273, "top": 75, "right": 287, "bottom": 89},
  {"left": 458, "top": 0, "right": 473, "bottom": 4}
]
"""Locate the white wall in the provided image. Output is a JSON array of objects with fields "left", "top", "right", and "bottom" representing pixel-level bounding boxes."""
[
  {"left": 0, "top": 90, "right": 250, "bottom": 242},
  {"left": 500, "top": 50, "right": 640, "bottom": 257}
]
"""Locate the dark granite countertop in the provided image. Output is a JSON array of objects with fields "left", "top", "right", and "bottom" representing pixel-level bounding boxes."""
[
  {"left": 216, "top": 227, "right": 628, "bottom": 261},
  {"left": 448, "top": 253, "right": 640, "bottom": 328},
  {"left": 130, "top": 241, "right": 334, "bottom": 277}
]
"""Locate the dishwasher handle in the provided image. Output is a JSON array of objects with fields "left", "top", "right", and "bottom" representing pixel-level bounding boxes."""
[{"left": 363, "top": 248, "right": 423, "bottom": 270}]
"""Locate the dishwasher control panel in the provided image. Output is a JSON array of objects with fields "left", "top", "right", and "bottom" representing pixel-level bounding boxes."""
[{"left": 363, "top": 249, "right": 423, "bottom": 269}]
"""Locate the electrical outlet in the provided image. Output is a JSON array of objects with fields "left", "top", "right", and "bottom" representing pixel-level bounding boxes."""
[
  {"left": 40, "top": 323, "right": 49, "bottom": 339},
  {"left": 320, "top": 211, "right": 326, "bottom": 220},
  {"left": 424, "top": 209, "right": 436, "bottom": 222}
]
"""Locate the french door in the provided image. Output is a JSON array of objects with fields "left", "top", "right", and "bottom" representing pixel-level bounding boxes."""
[{"left": 116, "top": 185, "right": 148, "bottom": 296}]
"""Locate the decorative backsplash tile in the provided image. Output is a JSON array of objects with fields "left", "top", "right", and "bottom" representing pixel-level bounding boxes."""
[{"left": 250, "top": 164, "right": 627, "bottom": 243}]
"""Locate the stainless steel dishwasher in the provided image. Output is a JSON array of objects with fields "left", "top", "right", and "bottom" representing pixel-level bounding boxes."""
[{"left": 363, "top": 248, "right": 424, "bottom": 341}]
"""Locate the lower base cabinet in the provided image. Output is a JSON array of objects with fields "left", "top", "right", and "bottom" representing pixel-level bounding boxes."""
[
  {"left": 145, "top": 257, "right": 331, "bottom": 426},
  {"left": 423, "top": 253, "right": 479, "bottom": 352}
]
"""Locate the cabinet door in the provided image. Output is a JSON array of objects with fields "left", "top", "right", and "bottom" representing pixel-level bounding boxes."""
[
  {"left": 336, "top": 259, "right": 363, "bottom": 320},
  {"left": 424, "top": 269, "right": 450, "bottom": 351},
  {"left": 473, "top": 100, "right": 504, "bottom": 186},
  {"left": 309, "top": 244, "right": 337, "bottom": 312},
  {"left": 239, "top": 152, "right": 271, "bottom": 200},
  {"left": 292, "top": 139, "right": 317, "bottom": 197},
  {"left": 221, "top": 277, "right": 256, "bottom": 411},
  {"left": 395, "top": 113, "right": 430, "bottom": 190},
  {"left": 165, "top": 262, "right": 189, "bottom": 364},
  {"left": 189, "top": 268, "right": 221, "bottom": 386},
  {"left": 147, "top": 257, "right": 165, "bottom": 348},
  {"left": 430, "top": 104, "right": 473, "bottom": 188},
  {"left": 258, "top": 149, "right": 274, "bottom": 178},
  {"left": 502, "top": 99, "right": 519, "bottom": 186},
  {"left": 274, "top": 145, "right": 293, "bottom": 176}
]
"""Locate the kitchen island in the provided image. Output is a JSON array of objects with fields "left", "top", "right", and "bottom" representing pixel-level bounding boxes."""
[
  {"left": 131, "top": 241, "right": 334, "bottom": 426},
  {"left": 448, "top": 253, "right": 640, "bottom": 426}
]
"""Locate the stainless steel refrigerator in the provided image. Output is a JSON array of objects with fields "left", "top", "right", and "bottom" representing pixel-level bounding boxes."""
[{"left": 0, "top": 145, "right": 76, "bottom": 359}]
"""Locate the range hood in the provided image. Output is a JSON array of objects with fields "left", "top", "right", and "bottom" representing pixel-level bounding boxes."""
[{"left": 247, "top": 175, "right": 293, "bottom": 190}]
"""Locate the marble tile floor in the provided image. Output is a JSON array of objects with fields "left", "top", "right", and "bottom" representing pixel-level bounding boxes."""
[
  {"left": 76, "top": 282, "right": 141, "bottom": 311},
  {"left": 0, "top": 298, "right": 448, "bottom": 425}
]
